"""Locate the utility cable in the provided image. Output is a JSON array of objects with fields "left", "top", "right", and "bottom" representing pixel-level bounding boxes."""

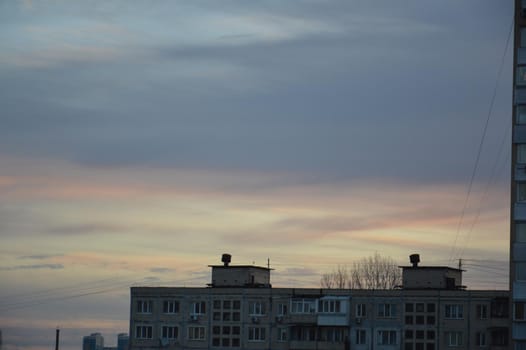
[{"left": 449, "top": 17, "right": 514, "bottom": 265}]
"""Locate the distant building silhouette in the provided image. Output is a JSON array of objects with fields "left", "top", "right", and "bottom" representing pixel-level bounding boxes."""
[
  {"left": 83, "top": 333, "right": 104, "bottom": 350},
  {"left": 117, "top": 333, "right": 129, "bottom": 350}
]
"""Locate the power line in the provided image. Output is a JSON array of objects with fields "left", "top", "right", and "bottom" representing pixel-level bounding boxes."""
[{"left": 449, "top": 17, "right": 514, "bottom": 265}]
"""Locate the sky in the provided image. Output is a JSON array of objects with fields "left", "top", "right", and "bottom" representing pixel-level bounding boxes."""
[{"left": 0, "top": 1, "right": 515, "bottom": 349}]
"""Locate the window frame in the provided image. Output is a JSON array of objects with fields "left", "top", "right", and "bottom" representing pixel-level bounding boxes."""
[
  {"left": 377, "top": 330, "right": 397, "bottom": 345},
  {"left": 249, "top": 301, "right": 266, "bottom": 316},
  {"left": 136, "top": 300, "right": 153, "bottom": 314},
  {"left": 476, "top": 304, "right": 488, "bottom": 319},
  {"left": 444, "top": 304, "right": 464, "bottom": 319},
  {"left": 248, "top": 327, "right": 266, "bottom": 342},
  {"left": 163, "top": 300, "right": 179, "bottom": 314},
  {"left": 188, "top": 326, "right": 206, "bottom": 341},
  {"left": 135, "top": 325, "right": 153, "bottom": 339},
  {"left": 377, "top": 303, "right": 396, "bottom": 318},
  {"left": 291, "top": 298, "right": 316, "bottom": 314},
  {"left": 446, "top": 331, "right": 463, "bottom": 347},
  {"left": 161, "top": 325, "right": 178, "bottom": 340},
  {"left": 356, "top": 329, "right": 366, "bottom": 345},
  {"left": 356, "top": 303, "right": 366, "bottom": 318},
  {"left": 191, "top": 301, "right": 206, "bottom": 315}
]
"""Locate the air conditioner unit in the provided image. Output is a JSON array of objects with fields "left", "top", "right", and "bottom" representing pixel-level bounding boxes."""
[
  {"left": 355, "top": 317, "right": 362, "bottom": 324},
  {"left": 252, "top": 317, "right": 260, "bottom": 324},
  {"left": 275, "top": 316, "right": 283, "bottom": 323},
  {"left": 190, "top": 314, "right": 199, "bottom": 322}
]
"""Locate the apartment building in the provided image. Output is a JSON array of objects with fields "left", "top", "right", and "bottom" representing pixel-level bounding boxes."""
[
  {"left": 129, "top": 254, "right": 509, "bottom": 350},
  {"left": 512, "top": 1, "right": 526, "bottom": 348}
]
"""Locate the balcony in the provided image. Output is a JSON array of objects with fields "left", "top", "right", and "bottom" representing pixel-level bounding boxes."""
[
  {"left": 289, "top": 341, "right": 346, "bottom": 350},
  {"left": 317, "top": 314, "right": 348, "bottom": 326}
]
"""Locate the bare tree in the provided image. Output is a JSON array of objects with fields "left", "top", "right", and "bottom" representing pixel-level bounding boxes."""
[
  {"left": 321, "top": 253, "right": 402, "bottom": 289},
  {"left": 320, "top": 265, "right": 348, "bottom": 289}
]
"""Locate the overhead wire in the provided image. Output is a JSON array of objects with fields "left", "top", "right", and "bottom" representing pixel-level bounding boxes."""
[{"left": 448, "top": 17, "right": 514, "bottom": 265}]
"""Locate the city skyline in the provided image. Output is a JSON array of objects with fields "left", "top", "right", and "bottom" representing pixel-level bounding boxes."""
[{"left": 0, "top": 1, "right": 513, "bottom": 350}]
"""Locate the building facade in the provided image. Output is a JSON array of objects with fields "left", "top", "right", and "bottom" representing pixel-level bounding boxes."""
[
  {"left": 129, "top": 255, "right": 509, "bottom": 350},
  {"left": 513, "top": 1, "right": 526, "bottom": 349}
]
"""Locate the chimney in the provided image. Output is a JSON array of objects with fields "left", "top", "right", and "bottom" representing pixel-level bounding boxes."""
[
  {"left": 221, "top": 254, "right": 232, "bottom": 267},
  {"left": 409, "top": 254, "right": 420, "bottom": 268}
]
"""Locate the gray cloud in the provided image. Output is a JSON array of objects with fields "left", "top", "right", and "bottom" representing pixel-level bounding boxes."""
[
  {"left": 149, "top": 267, "right": 176, "bottom": 274},
  {"left": 18, "top": 254, "right": 63, "bottom": 260},
  {"left": 0, "top": 1, "right": 512, "bottom": 187},
  {"left": 47, "top": 223, "right": 129, "bottom": 235},
  {"left": 0, "top": 263, "right": 64, "bottom": 271}
]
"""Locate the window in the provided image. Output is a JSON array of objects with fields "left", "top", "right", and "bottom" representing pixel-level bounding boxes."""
[
  {"left": 416, "top": 330, "right": 424, "bottom": 340},
  {"left": 188, "top": 327, "right": 206, "bottom": 341},
  {"left": 356, "top": 329, "right": 366, "bottom": 345},
  {"left": 427, "top": 303, "right": 436, "bottom": 313},
  {"left": 405, "top": 303, "right": 414, "bottom": 312},
  {"left": 161, "top": 326, "right": 178, "bottom": 339},
  {"left": 476, "top": 304, "right": 488, "bottom": 319},
  {"left": 427, "top": 315, "right": 436, "bottom": 325},
  {"left": 518, "top": 183, "right": 526, "bottom": 202},
  {"left": 491, "top": 297, "right": 509, "bottom": 318},
  {"left": 248, "top": 327, "right": 266, "bottom": 342},
  {"left": 377, "top": 330, "right": 397, "bottom": 345},
  {"left": 356, "top": 303, "right": 366, "bottom": 317},
  {"left": 518, "top": 263, "right": 526, "bottom": 281},
  {"left": 249, "top": 301, "right": 266, "bottom": 315},
  {"left": 223, "top": 300, "right": 231, "bottom": 309},
  {"left": 518, "top": 106, "right": 526, "bottom": 125},
  {"left": 475, "top": 331, "right": 486, "bottom": 347},
  {"left": 427, "top": 330, "right": 435, "bottom": 340},
  {"left": 445, "top": 304, "right": 463, "bottom": 319},
  {"left": 377, "top": 303, "right": 396, "bottom": 318},
  {"left": 137, "top": 300, "right": 152, "bottom": 314},
  {"left": 517, "top": 223, "right": 526, "bottom": 242},
  {"left": 415, "top": 315, "right": 425, "bottom": 324},
  {"left": 136, "top": 325, "right": 153, "bottom": 339},
  {"left": 324, "top": 327, "right": 344, "bottom": 342},
  {"left": 163, "top": 300, "right": 179, "bottom": 314},
  {"left": 191, "top": 301, "right": 206, "bottom": 315},
  {"left": 405, "top": 330, "right": 413, "bottom": 339},
  {"left": 519, "top": 145, "right": 526, "bottom": 164},
  {"left": 278, "top": 303, "right": 288, "bottom": 315},
  {"left": 446, "top": 331, "right": 462, "bottom": 347},
  {"left": 519, "top": 67, "right": 526, "bottom": 87},
  {"left": 318, "top": 299, "right": 342, "bottom": 313},
  {"left": 277, "top": 327, "right": 287, "bottom": 342},
  {"left": 291, "top": 299, "right": 316, "bottom": 314},
  {"left": 405, "top": 315, "right": 413, "bottom": 324},
  {"left": 416, "top": 303, "right": 425, "bottom": 312},
  {"left": 515, "top": 301, "right": 526, "bottom": 320}
]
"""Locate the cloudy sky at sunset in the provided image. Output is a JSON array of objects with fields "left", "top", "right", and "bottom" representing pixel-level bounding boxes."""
[{"left": 0, "top": 1, "right": 514, "bottom": 349}]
